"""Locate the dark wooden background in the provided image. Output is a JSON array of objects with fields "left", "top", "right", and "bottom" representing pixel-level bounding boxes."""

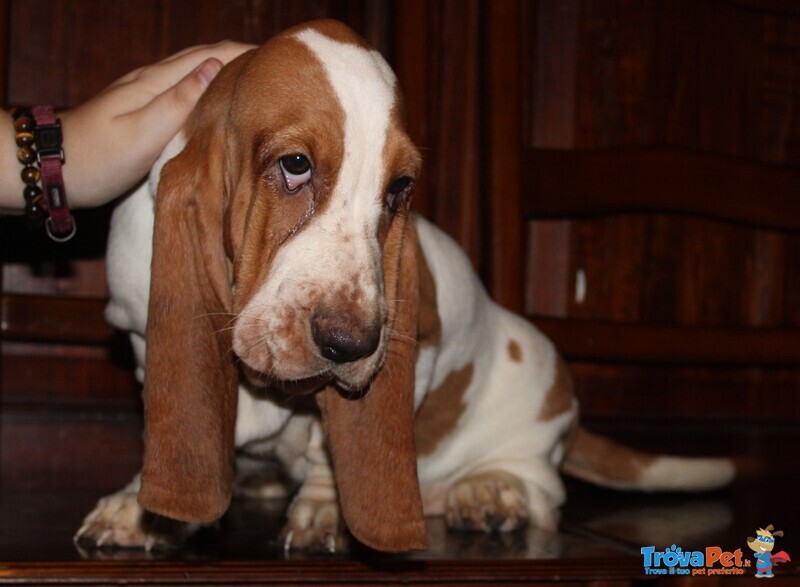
[{"left": 2, "top": 0, "right": 799, "bottom": 515}]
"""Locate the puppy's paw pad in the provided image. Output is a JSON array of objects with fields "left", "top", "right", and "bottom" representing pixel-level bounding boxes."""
[
  {"left": 445, "top": 471, "right": 529, "bottom": 533},
  {"left": 281, "top": 497, "right": 347, "bottom": 553}
]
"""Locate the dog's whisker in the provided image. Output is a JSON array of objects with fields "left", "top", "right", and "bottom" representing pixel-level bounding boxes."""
[
  {"left": 213, "top": 324, "right": 240, "bottom": 336},
  {"left": 386, "top": 327, "right": 419, "bottom": 348},
  {"left": 193, "top": 311, "right": 240, "bottom": 321}
]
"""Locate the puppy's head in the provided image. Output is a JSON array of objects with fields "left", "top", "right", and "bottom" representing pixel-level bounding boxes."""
[
  {"left": 140, "top": 20, "right": 426, "bottom": 552},
  {"left": 227, "top": 21, "right": 421, "bottom": 394}
]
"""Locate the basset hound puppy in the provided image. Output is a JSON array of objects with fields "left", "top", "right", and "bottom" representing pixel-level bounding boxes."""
[{"left": 76, "top": 20, "right": 734, "bottom": 553}]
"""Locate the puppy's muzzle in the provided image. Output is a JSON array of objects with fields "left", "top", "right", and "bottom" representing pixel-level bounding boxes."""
[{"left": 311, "top": 312, "right": 381, "bottom": 364}]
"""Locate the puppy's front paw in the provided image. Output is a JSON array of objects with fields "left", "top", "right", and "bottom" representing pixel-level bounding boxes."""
[
  {"left": 74, "top": 491, "right": 188, "bottom": 550},
  {"left": 446, "top": 471, "right": 529, "bottom": 532},
  {"left": 281, "top": 496, "right": 347, "bottom": 554}
]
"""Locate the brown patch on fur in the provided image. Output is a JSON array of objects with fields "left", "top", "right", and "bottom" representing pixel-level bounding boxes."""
[
  {"left": 415, "top": 362, "right": 474, "bottom": 457},
  {"left": 507, "top": 339, "right": 522, "bottom": 362},
  {"left": 537, "top": 355, "right": 575, "bottom": 421},
  {"left": 416, "top": 240, "right": 441, "bottom": 348},
  {"left": 562, "top": 427, "right": 657, "bottom": 485}
]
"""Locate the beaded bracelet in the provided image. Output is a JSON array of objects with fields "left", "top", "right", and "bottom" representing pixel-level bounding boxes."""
[
  {"left": 11, "top": 106, "right": 76, "bottom": 242},
  {"left": 12, "top": 107, "right": 46, "bottom": 225}
]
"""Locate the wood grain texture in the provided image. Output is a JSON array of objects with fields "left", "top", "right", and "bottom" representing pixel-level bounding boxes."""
[
  {"left": 392, "top": 0, "right": 482, "bottom": 267},
  {"left": 0, "top": 410, "right": 143, "bottom": 491},
  {"left": 0, "top": 558, "right": 646, "bottom": 584},
  {"left": 392, "top": 0, "right": 435, "bottom": 220},
  {"left": 534, "top": 315, "right": 800, "bottom": 366},
  {"left": 573, "top": 362, "right": 800, "bottom": 420},
  {"left": 484, "top": 0, "right": 523, "bottom": 312},
  {"left": 525, "top": 149, "right": 800, "bottom": 231},
  {"left": 523, "top": 0, "right": 580, "bottom": 317},
  {"left": 1, "top": 346, "right": 138, "bottom": 407},
  {"left": 1, "top": 295, "right": 112, "bottom": 344},
  {"left": 0, "top": 0, "right": 7, "bottom": 106},
  {"left": 519, "top": 0, "right": 800, "bottom": 421}
]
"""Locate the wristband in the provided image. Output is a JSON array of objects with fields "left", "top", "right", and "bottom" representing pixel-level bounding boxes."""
[{"left": 11, "top": 105, "right": 76, "bottom": 242}]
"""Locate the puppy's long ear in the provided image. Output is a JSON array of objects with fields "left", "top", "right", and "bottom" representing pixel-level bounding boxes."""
[
  {"left": 137, "top": 60, "right": 246, "bottom": 522},
  {"left": 317, "top": 214, "right": 427, "bottom": 552}
]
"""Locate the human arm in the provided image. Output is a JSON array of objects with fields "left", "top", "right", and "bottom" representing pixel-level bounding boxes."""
[{"left": 1, "top": 40, "right": 254, "bottom": 212}]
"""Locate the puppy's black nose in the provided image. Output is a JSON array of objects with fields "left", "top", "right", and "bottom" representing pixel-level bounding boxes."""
[{"left": 311, "top": 313, "right": 381, "bottom": 364}]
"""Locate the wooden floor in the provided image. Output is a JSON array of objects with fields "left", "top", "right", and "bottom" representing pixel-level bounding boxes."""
[{"left": 0, "top": 419, "right": 797, "bottom": 585}]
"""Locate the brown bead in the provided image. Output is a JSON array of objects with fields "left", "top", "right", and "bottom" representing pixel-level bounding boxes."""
[
  {"left": 15, "top": 131, "right": 34, "bottom": 147},
  {"left": 14, "top": 115, "right": 33, "bottom": 133},
  {"left": 25, "top": 200, "right": 47, "bottom": 221},
  {"left": 17, "top": 145, "right": 36, "bottom": 165},
  {"left": 27, "top": 194, "right": 44, "bottom": 208},
  {"left": 20, "top": 165, "right": 40, "bottom": 185},
  {"left": 23, "top": 184, "right": 43, "bottom": 202}
]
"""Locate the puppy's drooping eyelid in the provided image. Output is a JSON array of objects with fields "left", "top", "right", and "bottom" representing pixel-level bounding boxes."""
[
  {"left": 278, "top": 153, "right": 313, "bottom": 194},
  {"left": 253, "top": 131, "right": 316, "bottom": 194}
]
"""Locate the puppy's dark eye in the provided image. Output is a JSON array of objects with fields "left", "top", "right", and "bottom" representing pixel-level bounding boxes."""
[
  {"left": 386, "top": 176, "right": 413, "bottom": 212},
  {"left": 388, "top": 176, "right": 412, "bottom": 195},
  {"left": 279, "top": 154, "right": 312, "bottom": 193}
]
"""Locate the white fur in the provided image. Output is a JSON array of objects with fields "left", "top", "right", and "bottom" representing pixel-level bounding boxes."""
[
  {"left": 413, "top": 216, "right": 576, "bottom": 528},
  {"left": 638, "top": 457, "right": 735, "bottom": 492}
]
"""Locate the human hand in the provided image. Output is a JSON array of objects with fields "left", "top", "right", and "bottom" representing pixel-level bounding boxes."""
[{"left": 60, "top": 41, "right": 254, "bottom": 208}]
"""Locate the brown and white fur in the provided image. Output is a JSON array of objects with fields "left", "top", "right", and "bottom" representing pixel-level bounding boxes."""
[{"left": 76, "top": 20, "right": 734, "bottom": 553}]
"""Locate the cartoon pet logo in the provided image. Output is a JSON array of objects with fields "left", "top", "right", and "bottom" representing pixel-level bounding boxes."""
[{"left": 747, "top": 525, "right": 791, "bottom": 578}]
